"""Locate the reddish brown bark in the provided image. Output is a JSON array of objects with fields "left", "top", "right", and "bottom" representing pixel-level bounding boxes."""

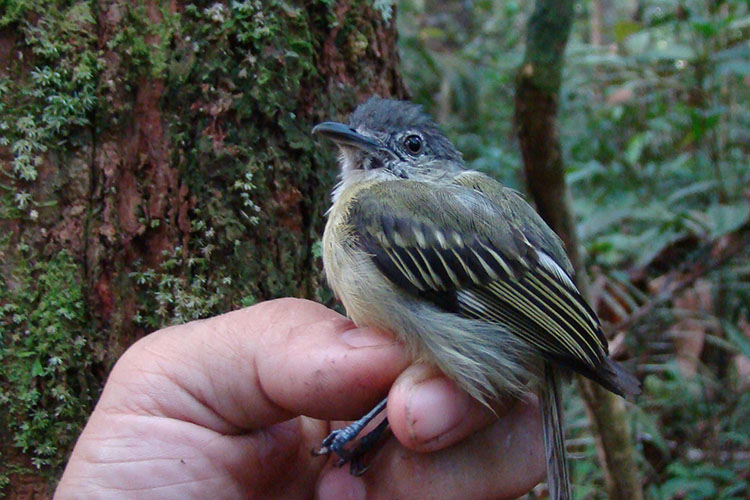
[{"left": 0, "top": 1, "right": 406, "bottom": 495}]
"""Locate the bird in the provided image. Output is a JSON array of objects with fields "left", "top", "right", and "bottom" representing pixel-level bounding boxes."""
[{"left": 311, "top": 96, "right": 639, "bottom": 499}]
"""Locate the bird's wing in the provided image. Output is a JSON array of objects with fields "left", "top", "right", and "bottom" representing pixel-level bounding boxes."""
[{"left": 347, "top": 172, "right": 609, "bottom": 374}]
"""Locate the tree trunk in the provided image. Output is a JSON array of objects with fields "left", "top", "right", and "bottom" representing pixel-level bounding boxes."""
[
  {"left": 514, "top": 2, "right": 644, "bottom": 499},
  {"left": 0, "top": 1, "right": 405, "bottom": 495}
]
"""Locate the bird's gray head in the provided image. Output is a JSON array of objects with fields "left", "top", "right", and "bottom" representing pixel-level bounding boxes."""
[{"left": 313, "top": 97, "right": 464, "bottom": 186}]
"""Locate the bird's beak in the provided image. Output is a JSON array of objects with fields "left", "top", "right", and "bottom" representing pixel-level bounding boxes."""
[{"left": 312, "top": 122, "right": 380, "bottom": 153}]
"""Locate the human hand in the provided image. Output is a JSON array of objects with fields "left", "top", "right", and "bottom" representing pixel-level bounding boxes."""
[{"left": 55, "top": 298, "right": 544, "bottom": 499}]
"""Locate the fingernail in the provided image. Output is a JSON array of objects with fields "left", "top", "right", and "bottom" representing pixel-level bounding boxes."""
[
  {"left": 317, "top": 467, "right": 367, "bottom": 500},
  {"left": 341, "top": 327, "right": 394, "bottom": 348},
  {"left": 407, "top": 377, "right": 472, "bottom": 443}
]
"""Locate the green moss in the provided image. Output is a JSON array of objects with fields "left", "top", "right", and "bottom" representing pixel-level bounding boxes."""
[
  {"left": 119, "top": 0, "right": 398, "bottom": 325},
  {"left": 107, "top": 2, "right": 178, "bottom": 79},
  {"left": 372, "top": 0, "right": 395, "bottom": 22},
  {"left": 0, "top": 249, "right": 95, "bottom": 476},
  {"left": 0, "top": 8, "right": 103, "bottom": 483},
  {"left": 1, "top": 1, "right": 399, "bottom": 487},
  {"left": 126, "top": 0, "right": 330, "bottom": 325},
  {"left": 0, "top": 1, "right": 101, "bottom": 216},
  {"left": 130, "top": 231, "right": 232, "bottom": 328},
  {"left": 0, "top": 0, "right": 38, "bottom": 28}
]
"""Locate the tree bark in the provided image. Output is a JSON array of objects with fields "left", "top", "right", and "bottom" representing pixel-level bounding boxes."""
[
  {"left": 514, "top": 2, "right": 644, "bottom": 500},
  {"left": 0, "top": 1, "right": 405, "bottom": 495}
]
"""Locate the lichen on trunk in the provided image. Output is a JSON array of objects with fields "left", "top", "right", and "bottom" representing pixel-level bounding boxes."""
[{"left": 0, "top": 0, "right": 406, "bottom": 494}]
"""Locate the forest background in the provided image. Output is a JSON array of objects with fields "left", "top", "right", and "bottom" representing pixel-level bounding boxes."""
[{"left": 1, "top": 0, "right": 749, "bottom": 498}]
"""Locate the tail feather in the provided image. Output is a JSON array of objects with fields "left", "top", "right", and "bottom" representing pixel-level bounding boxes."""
[
  {"left": 540, "top": 362, "right": 572, "bottom": 500},
  {"left": 598, "top": 358, "right": 641, "bottom": 399},
  {"left": 553, "top": 355, "right": 641, "bottom": 400}
]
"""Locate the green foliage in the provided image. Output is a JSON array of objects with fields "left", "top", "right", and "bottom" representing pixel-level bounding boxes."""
[
  {"left": 399, "top": 0, "right": 530, "bottom": 186},
  {"left": 0, "top": 2, "right": 101, "bottom": 483},
  {"left": 564, "top": 0, "right": 750, "bottom": 270},
  {"left": 107, "top": 3, "right": 175, "bottom": 79},
  {"left": 0, "top": 0, "right": 40, "bottom": 27},
  {"left": 130, "top": 223, "right": 238, "bottom": 328},
  {"left": 0, "top": 249, "right": 95, "bottom": 478},
  {"left": 0, "top": 0, "right": 101, "bottom": 216},
  {"left": 372, "top": 0, "right": 395, "bottom": 22},
  {"left": 111, "top": 0, "right": 392, "bottom": 327},
  {"left": 637, "top": 366, "right": 749, "bottom": 500},
  {"left": 124, "top": 0, "right": 340, "bottom": 325}
]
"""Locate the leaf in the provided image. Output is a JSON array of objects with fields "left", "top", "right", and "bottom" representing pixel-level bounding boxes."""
[
  {"left": 660, "top": 477, "right": 716, "bottom": 499},
  {"left": 704, "top": 203, "right": 750, "bottom": 238},
  {"left": 716, "top": 60, "right": 750, "bottom": 77},
  {"left": 613, "top": 21, "right": 641, "bottom": 43},
  {"left": 625, "top": 132, "right": 648, "bottom": 166},
  {"left": 724, "top": 321, "right": 750, "bottom": 359},
  {"left": 691, "top": 18, "right": 720, "bottom": 38},
  {"left": 567, "top": 160, "right": 606, "bottom": 185},
  {"left": 712, "top": 43, "right": 750, "bottom": 63},
  {"left": 31, "top": 358, "right": 44, "bottom": 377},
  {"left": 666, "top": 180, "right": 719, "bottom": 205}
]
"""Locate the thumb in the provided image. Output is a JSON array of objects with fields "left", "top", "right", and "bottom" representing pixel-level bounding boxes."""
[{"left": 101, "top": 298, "right": 410, "bottom": 433}]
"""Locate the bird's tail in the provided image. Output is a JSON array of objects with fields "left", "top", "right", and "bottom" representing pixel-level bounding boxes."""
[{"left": 540, "top": 361, "right": 572, "bottom": 500}]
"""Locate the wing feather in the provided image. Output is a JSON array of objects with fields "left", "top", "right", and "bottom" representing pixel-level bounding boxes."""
[{"left": 349, "top": 174, "right": 609, "bottom": 374}]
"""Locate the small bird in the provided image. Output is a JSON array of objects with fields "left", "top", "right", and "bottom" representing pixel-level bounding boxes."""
[{"left": 312, "top": 97, "right": 639, "bottom": 498}]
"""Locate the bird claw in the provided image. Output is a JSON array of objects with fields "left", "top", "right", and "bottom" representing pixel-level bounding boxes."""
[
  {"left": 312, "top": 427, "right": 356, "bottom": 457},
  {"left": 311, "top": 399, "right": 389, "bottom": 475},
  {"left": 312, "top": 417, "right": 390, "bottom": 476},
  {"left": 312, "top": 428, "right": 369, "bottom": 474}
]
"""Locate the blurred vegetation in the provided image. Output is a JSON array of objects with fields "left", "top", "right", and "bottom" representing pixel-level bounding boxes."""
[{"left": 398, "top": 0, "right": 749, "bottom": 498}]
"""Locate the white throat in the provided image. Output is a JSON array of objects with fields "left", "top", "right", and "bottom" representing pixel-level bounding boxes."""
[{"left": 330, "top": 166, "right": 395, "bottom": 206}]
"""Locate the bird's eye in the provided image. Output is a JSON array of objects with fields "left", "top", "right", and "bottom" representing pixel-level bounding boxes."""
[{"left": 403, "top": 134, "right": 423, "bottom": 155}]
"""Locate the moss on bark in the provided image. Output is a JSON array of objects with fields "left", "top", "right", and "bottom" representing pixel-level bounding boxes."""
[{"left": 0, "top": 0, "right": 405, "bottom": 494}]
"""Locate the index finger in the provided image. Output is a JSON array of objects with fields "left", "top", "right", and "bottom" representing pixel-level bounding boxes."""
[{"left": 102, "top": 298, "right": 409, "bottom": 434}]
